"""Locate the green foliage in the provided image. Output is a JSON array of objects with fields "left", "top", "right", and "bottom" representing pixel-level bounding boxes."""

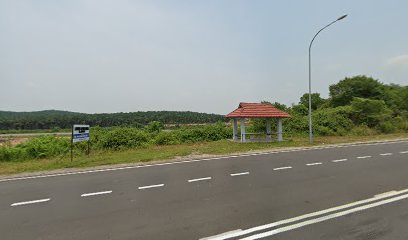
[
  {"left": 312, "top": 107, "right": 353, "bottom": 135},
  {"left": 96, "top": 128, "right": 149, "bottom": 150},
  {"left": 299, "top": 93, "right": 327, "bottom": 110},
  {"left": 0, "top": 110, "right": 226, "bottom": 130},
  {"left": 144, "top": 121, "right": 164, "bottom": 134},
  {"left": 349, "top": 125, "right": 378, "bottom": 136},
  {"left": 350, "top": 98, "right": 392, "bottom": 127},
  {"left": 329, "top": 76, "right": 385, "bottom": 107},
  {"left": 0, "top": 136, "right": 70, "bottom": 161}
]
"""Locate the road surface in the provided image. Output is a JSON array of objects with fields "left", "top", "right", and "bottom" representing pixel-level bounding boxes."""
[{"left": 0, "top": 140, "right": 407, "bottom": 239}]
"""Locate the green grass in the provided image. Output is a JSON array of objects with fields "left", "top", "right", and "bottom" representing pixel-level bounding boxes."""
[{"left": 0, "top": 133, "right": 407, "bottom": 176}]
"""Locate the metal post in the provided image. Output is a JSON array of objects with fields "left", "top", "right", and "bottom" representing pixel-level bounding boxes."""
[
  {"left": 70, "top": 126, "right": 73, "bottom": 162},
  {"left": 308, "top": 14, "right": 347, "bottom": 144}
]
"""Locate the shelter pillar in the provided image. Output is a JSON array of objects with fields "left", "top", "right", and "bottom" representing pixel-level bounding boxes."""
[
  {"left": 277, "top": 118, "right": 283, "bottom": 142},
  {"left": 233, "top": 119, "right": 238, "bottom": 141},
  {"left": 240, "top": 118, "right": 246, "bottom": 142},
  {"left": 266, "top": 118, "right": 272, "bottom": 141}
]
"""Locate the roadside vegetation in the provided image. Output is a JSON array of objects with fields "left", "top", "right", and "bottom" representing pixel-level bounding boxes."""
[{"left": 0, "top": 75, "right": 407, "bottom": 175}]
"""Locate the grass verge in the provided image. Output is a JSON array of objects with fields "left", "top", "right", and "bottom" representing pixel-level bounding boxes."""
[{"left": 1, "top": 133, "right": 407, "bottom": 176}]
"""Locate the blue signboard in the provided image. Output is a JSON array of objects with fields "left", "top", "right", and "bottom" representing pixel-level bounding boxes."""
[{"left": 72, "top": 125, "right": 90, "bottom": 143}]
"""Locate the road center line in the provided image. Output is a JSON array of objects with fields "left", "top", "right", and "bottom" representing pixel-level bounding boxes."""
[
  {"left": 188, "top": 177, "right": 212, "bottom": 183},
  {"left": 273, "top": 166, "right": 292, "bottom": 171},
  {"left": 138, "top": 184, "right": 164, "bottom": 190},
  {"left": 380, "top": 153, "right": 393, "bottom": 156},
  {"left": 81, "top": 190, "right": 112, "bottom": 197},
  {"left": 400, "top": 151, "right": 408, "bottom": 154},
  {"left": 230, "top": 172, "right": 250, "bottom": 177},
  {"left": 357, "top": 155, "right": 372, "bottom": 159},
  {"left": 11, "top": 198, "right": 50, "bottom": 207},
  {"left": 332, "top": 159, "right": 348, "bottom": 162},
  {"left": 306, "top": 162, "right": 322, "bottom": 166}
]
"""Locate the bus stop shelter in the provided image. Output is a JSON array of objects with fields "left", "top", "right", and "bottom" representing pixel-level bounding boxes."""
[{"left": 226, "top": 103, "right": 290, "bottom": 142}]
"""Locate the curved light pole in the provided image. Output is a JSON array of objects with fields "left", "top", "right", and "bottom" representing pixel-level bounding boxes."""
[{"left": 308, "top": 14, "right": 347, "bottom": 144}]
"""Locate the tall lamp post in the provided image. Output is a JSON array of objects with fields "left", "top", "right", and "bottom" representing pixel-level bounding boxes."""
[{"left": 308, "top": 14, "right": 347, "bottom": 144}]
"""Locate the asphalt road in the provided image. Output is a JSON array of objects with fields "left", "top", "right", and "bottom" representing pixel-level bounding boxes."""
[{"left": 0, "top": 140, "right": 407, "bottom": 240}]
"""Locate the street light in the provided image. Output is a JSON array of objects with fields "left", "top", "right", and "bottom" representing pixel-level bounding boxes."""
[{"left": 308, "top": 14, "right": 347, "bottom": 144}]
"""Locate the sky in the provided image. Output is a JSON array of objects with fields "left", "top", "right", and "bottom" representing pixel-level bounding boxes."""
[{"left": 1, "top": 0, "right": 407, "bottom": 114}]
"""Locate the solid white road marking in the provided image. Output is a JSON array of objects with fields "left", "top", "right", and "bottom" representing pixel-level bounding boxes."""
[
  {"left": 357, "top": 156, "right": 372, "bottom": 159},
  {"left": 374, "top": 190, "right": 398, "bottom": 198},
  {"left": 1, "top": 140, "right": 406, "bottom": 182},
  {"left": 332, "top": 159, "right": 348, "bottom": 162},
  {"left": 188, "top": 177, "right": 212, "bottom": 183},
  {"left": 306, "top": 162, "right": 322, "bottom": 166},
  {"left": 380, "top": 153, "right": 393, "bottom": 156},
  {"left": 199, "top": 229, "right": 243, "bottom": 240},
  {"left": 273, "top": 166, "right": 292, "bottom": 171},
  {"left": 11, "top": 198, "right": 50, "bottom": 207},
  {"left": 138, "top": 184, "right": 164, "bottom": 190},
  {"left": 81, "top": 190, "right": 112, "bottom": 197},
  {"left": 205, "top": 188, "right": 408, "bottom": 240},
  {"left": 230, "top": 172, "right": 250, "bottom": 177},
  {"left": 241, "top": 193, "right": 408, "bottom": 240}
]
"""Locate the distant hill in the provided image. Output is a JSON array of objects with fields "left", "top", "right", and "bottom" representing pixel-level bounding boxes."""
[{"left": 0, "top": 110, "right": 226, "bottom": 130}]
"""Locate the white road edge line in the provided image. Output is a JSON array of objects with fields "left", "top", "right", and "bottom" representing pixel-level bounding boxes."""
[
  {"left": 357, "top": 156, "right": 372, "bottom": 159},
  {"left": 81, "top": 190, "right": 112, "bottom": 197},
  {"left": 230, "top": 172, "right": 250, "bottom": 177},
  {"left": 1, "top": 140, "right": 406, "bottom": 182},
  {"left": 242, "top": 193, "right": 408, "bottom": 240},
  {"left": 11, "top": 198, "right": 50, "bottom": 207},
  {"left": 188, "top": 177, "right": 212, "bottom": 183},
  {"left": 306, "top": 162, "right": 322, "bottom": 166},
  {"left": 273, "top": 166, "right": 292, "bottom": 171},
  {"left": 204, "top": 188, "right": 408, "bottom": 240},
  {"left": 2, "top": 141, "right": 407, "bottom": 182},
  {"left": 332, "top": 159, "right": 348, "bottom": 162},
  {"left": 380, "top": 153, "right": 393, "bottom": 156},
  {"left": 138, "top": 184, "right": 164, "bottom": 190}
]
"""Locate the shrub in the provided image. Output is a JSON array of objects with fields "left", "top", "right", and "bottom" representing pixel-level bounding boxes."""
[
  {"left": 377, "top": 121, "right": 397, "bottom": 133},
  {"left": 98, "top": 128, "right": 149, "bottom": 150},
  {"left": 349, "top": 125, "right": 378, "bottom": 136},
  {"left": 155, "top": 131, "right": 180, "bottom": 145}
]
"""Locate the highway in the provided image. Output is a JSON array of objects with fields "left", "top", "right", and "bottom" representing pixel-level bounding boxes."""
[{"left": 0, "top": 140, "right": 407, "bottom": 239}]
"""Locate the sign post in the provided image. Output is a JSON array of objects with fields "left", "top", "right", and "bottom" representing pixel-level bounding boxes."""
[{"left": 71, "top": 124, "right": 90, "bottom": 161}]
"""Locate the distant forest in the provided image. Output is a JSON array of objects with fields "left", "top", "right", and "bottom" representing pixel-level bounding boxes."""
[{"left": 0, "top": 110, "right": 226, "bottom": 130}]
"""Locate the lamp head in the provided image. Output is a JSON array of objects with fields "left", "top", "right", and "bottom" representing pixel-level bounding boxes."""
[{"left": 337, "top": 14, "right": 348, "bottom": 21}]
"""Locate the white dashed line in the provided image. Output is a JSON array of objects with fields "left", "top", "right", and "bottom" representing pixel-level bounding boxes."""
[
  {"left": 138, "top": 184, "right": 164, "bottom": 190},
  {"left": 332, "top": 159, "right": 348, "bottom": 163},
  {"left": 81, "top": 190, "right": 112, "bottom": 197},
  {"left": 230, "top": 172, "right": 250, "bottom": 177},
  {"left": 357, "top": 156, "right": 372, "bottom": 159},
  {"left": 273, "top": 166, "right": 292, "bottom": 171},
  {"left": 400, "top": 151, "right": 408, "bottom": 154},
  {"left": 11, "top": 198, "right": 50, "bottom": 207},
  {"left": 306, "top": 162, "right": 322, "bottom": 166},
  {"left": 380, "top": 153, "right": 393, "bottom": 156},
  {"left": 188, "top": 177, "right": 212, "bottom": 183}
]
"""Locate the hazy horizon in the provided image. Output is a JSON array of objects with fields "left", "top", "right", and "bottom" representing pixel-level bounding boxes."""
[{"left": 1, "top": 1, "right": 407, "bottom": 114}]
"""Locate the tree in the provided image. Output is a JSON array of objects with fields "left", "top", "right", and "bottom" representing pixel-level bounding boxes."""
[
  {"left": 329, "top": 75, "right": 385, "bottom": 107},
  {"left": 299, "top": 93, "right": 327, "bottom": 110}
]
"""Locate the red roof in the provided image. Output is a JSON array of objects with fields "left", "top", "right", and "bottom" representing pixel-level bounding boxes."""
[{"left": 226, "top": 103, "right": 290, "bottom": 118}]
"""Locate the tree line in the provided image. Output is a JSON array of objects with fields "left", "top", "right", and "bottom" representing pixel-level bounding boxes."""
[{"left": 0, "top": 110, "right": 226, "bottom": 130}]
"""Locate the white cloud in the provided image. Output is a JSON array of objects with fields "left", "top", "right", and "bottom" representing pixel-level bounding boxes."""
[{"left": 385, "top": 54, "right": 408, "bottom": 68}]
